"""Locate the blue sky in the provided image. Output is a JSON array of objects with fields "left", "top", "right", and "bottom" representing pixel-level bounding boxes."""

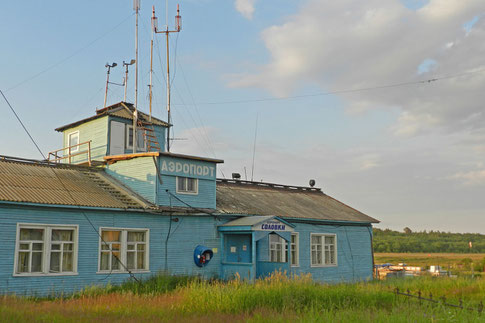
[{"left": 2, "top": 0, "right": 485, "bottom": 233}]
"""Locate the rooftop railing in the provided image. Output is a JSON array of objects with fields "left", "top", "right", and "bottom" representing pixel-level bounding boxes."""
[{"left": 48, "top": 140, "right": 92, "bottom": 166}]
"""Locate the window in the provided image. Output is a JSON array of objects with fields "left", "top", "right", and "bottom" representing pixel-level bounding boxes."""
[
  {"left": 269, "top": 234, "right": 286, "bottom": 262},
  {"left": 99, "top": 228, "right": 149, "bottom": 272},
  {"left": 125, "top": 125, "right": 146, "bottom": 151},
  {"left": 311, "top": 234, "right": 337, "bottom": 267},
  {"left": 176, "top": 177, "right": 198, "bottom": 194},
  {"left": 68, "top": 131, "right": 79, "bottom": 152},
  {"left": 269, "top": 233, "right": 299, "bottom": 265},
  {"left": 290, "top": 233, "right": 299, "bottom": 267},
  {"left": 14, "top": 224, "right": 78, "bottom": 275}
]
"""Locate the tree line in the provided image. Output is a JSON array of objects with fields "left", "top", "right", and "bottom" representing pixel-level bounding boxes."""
[{"left": 373, "top": 228, "right": 485, "bottom": 253}]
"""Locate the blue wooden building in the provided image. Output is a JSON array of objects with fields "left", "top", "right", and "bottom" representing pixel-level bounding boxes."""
[{"left": 0, "top": 102, "right": 378, "bottom": 296}]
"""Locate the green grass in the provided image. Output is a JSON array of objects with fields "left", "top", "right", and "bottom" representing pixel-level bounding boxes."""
[{"left": 2, "top": 273, "right": 485, "bottom": 322}]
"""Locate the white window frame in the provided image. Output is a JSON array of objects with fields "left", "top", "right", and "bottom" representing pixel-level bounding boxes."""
[
  {"left": 290, "top": 232, "right": 299, "bottom": 267},
  {"left": 269, "top": 234, "right": 287, "bottom": 263},
  {"left": 125, "top": 125, "right": 146, "bottom": 151},
  {"left": 67, "top": 131, "right": 80, "bottom": 153},
  {"left": 176, "top": 176, "right": 199, "bottom": 195},
  {"left": 97, "top": 227, "right": 150, "bottom": 274},
  {"left": 13, "top": 223, "right": 79, "bottom": 277},
  {"left": 310, "top": 233, "right": 337, "bottom": 267}
]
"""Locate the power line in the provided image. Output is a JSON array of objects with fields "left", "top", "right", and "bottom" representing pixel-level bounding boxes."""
[
  {"left": 174, "top": 68, "right": 485, "bottom": 106},
  {"left": 177, "top": 62, "right": 219, "bottom": 158},
  {"left": 1, "top": 90, "right": 140, "bottom": 283},
  {"left": 1, "top": 89, "right": 45, "bottom": 159},
  {"left": 5, "top": 13, "right": 135, "bottom": 93}
]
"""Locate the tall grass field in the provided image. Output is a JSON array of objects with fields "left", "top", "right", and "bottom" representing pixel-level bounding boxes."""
[{"left": 2, "top": 272, "right": 485, "bottom": 322}]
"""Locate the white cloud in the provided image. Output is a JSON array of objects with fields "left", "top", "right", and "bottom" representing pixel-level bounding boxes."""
[
  {"left": 235, "top": 0, "right": 256, "bottom": 20},
  {"left": 229, "top": 0, "right": 485, "bottom": 135},
  {"left": 357, "top": 153, "right": 381, "bottom": 170},
  {"left": 449, "top": 169, "right": 485, "bottom": 186},
  {"left": 223, "top": 0, "right": 485, "bottom": 232}
]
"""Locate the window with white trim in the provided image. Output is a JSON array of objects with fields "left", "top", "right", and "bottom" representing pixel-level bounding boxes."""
[
  {"left": 290, "top": 233, "right": 299, "bottom": 267},
  {"left": 311, "top": 234, "right": 337, "bottom": 266},
  {"left": 269, "top": 234, "right": 286, "bottom": 263},
  {"left": 68, "top": 131, "right": 79, "bottom": 152},
  {"left": 125, "top": 125, "right": 146, "bottom": 151},
  {"left": 176, "top": 176, "right": 198, "bottom": 194},
  {"left": 99, "top": 228, "right": 149, "bottom": 272},
  {"left": 15, "top": 224, "right": 78, "bottom": 275},
  {"left": 269, "top": 233, "right": 299, "bottom": 265}
]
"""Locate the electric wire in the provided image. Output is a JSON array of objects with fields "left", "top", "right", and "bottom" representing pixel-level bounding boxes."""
[
  {"left": 72, "top": 86, "right": 105, "bottom": 117},
  {"left": 175, "top": 67, "right": 485, "bottom": 106},
  {"left": 5, "top": 13, "right": 135, "bottom": 93},
  {"left": 170, "top": 32, "right": 179, "bottom": 85},
  {"left": 177, "top": 62, "right": 219, "bottom": 158},
  {"left": 1, "top": 90, "right": 45, "bottom": 159},
  {"left": 165, "top": 189, "right": 219, "bottom": 219},
  {"left": 152, "top": 26, "right": 211, "bottom": 153},
  {"left": 1, "top": 91, "right": 140, "bottom": 283},
  {"left": 152, "top": 33, "right": 212, "bottom": 155},
  {"left": 171, "top": 88, "right": 212, "bottom": 156}
]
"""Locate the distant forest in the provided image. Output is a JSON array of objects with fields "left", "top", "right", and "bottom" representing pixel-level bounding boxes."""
[{"left": 373, "top": 228, "right": 485, "bottom": 253}]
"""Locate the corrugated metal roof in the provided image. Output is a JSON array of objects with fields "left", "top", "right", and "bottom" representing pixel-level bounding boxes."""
[
  {"left": 55, "top": 102, "right": 169, "bottom": 132},
  {"left": 0, "top": 157, "right": 148, "bottom": 209},
  {"left": 216, "top": 180, "right": 379, "bottom": 223}
]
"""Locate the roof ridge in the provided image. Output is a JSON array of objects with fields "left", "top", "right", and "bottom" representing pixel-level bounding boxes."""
[{"left": 216, "top": 178, "right": 322, "bottom": 192}]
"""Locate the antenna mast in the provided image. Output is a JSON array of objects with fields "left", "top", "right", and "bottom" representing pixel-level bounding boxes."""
[
  {"left": 123, "top": 59, "right": 135, "bottom": 102},
  {"left": 149, "top": 6, "right": 155, "bottom": 121},
  {"left": 103, "top": 62, "right": 117, "bottom": 108},
  {"left": 133, "top": 0, "right": 140, "bottom": 153},
  {"left": 153, "top": 3, "right": 182, "bottom": 152}
]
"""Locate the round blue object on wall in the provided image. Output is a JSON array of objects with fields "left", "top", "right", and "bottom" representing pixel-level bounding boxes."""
[{"left": 194, "top": 245, "right": 214, "bottom": 267}]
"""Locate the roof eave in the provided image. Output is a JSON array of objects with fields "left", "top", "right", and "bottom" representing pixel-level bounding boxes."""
[{"left": 55, "top": 101, "right": 170, "bottom": 132}]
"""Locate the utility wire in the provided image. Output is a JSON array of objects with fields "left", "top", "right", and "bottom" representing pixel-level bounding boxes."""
[
  {"left": 1, "top": 89, "right": 45, "bottom": 159},
  {"left": 165, "top": 189, "right": 219, "bottom": 219},
  {"left": 1, "top": 91, "right": 140, "bottom": 283},
  {"left": 5, "top": 13, "right": 135, "bottom": 93},
  {"left": 175, "top": 68, "right": 485, "bottom": 106},
  {"left": 177, "top": 62, "right": 218, "bottom": 158}
]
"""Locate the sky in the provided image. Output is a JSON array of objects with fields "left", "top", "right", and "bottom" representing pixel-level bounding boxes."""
[{"left": 1, "top": 0, "right": 485, "bottom": 233}]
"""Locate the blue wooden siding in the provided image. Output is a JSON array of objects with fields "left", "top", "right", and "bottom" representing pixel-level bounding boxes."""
[
  {"left": 157, "top": 156, "right": 217, "bottom": 209},
  {"left": 0, "top": 204, "right": 223, "bottom": 296},
  {"left": 62, "top": 117, "right": 108, "bottom": 164},
  {"left": 157, "top": 176, "right": 216, "bottom": 209},
  {"left": 0, "top": 203, "right": 374, "bottom": 296},
  {"left": 105, "top": 157, "right": 157, "bottom": 203},
  {"left": 159, "top": 156, "right": 216, "bottom": 180},
  {"left": 256, "top": 222, "right": 374, "bottom": 282},
  {"left": 105, "top": 156, "right": 217, "bottom": 209}
]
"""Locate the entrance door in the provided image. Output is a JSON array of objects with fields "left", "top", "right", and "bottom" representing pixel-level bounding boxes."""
[
  {"left": 110, "top": 121, "right": 125, "bottom": 155},
  {"left": 225, "top": 234, "right": 252, "bottom": 263}
]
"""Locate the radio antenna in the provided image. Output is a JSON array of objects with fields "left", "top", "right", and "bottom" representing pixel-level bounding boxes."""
[
  {"left": 251, "top": 112, "right": 259, "bottom": 182},
  {"left": 153, "top": 3, "right": 182, "bottom": 152},
  {"left": 149, "top": 6, "right": 156, "bottom": 121},
  {"left": 133, "top": 0, "right": 140, "bottom": 153}
]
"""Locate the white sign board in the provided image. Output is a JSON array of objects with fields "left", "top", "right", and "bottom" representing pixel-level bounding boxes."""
[{"left": 253, "top": 219, "right": 293, "bottom": 232}]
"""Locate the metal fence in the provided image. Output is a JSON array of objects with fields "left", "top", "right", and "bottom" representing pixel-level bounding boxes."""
[{"left": 394, "top": 287, "right": 484, "bottom": 313}]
